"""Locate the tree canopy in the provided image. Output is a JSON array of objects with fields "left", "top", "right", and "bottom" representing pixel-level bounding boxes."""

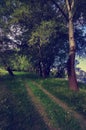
[{"left": 0, "top": 0, "right": 86, "bottom": 90}]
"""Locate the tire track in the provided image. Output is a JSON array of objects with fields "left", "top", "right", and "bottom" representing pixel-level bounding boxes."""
[
  {"left": 32, "top": 81, "right": 86, "bottom": 130},
  {"left": 25, "top": 84, "right": 60, "bottom": 130}
]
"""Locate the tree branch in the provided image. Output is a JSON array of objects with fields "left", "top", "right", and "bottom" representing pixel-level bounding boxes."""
[
  {"left": 71, "top": 0, "right": 74, "bottom": 9},
  {"left": 72, "top": 0, "right": 78, "bottom": 19},
  {"left": 50, "top": 0, "right": 68, "bottom": 22},
  {"left": 66, "top": 0, "right": 71, "bottom": 11}
]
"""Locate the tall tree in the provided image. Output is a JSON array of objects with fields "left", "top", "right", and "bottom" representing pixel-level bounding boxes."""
[
  {"left": 50, "top": 0, "right": 86, "bottom": 91},
  {"left": 29, "top": 21, "right": 57, "bottom": 77},
  {"left": 66, "top": 0, "right": 78, "bottom": 91}
]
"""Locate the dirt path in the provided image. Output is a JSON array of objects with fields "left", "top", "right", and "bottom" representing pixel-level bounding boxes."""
[
  {"left": 25, "top": 84, "right": 59, "bottom": 130},
  {"left": 32, "top": 81, "right": 86, "bottom": 130}
]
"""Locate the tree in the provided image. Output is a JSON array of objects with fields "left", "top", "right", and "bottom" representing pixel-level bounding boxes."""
[
  {"left": 66, "top": 0, "right": 78, "bottom": 91},
  {"left": 29, "top": 21, "right": 56, "bottom": 77},
  {"left": 10, "top": 54, "right": 30, "bottom": 71},
  {"left": 50, "top": 0, "right": 86, "bottom": 91},
  {"left": 29, "top": 20, "right": 68, "bottom": 77}
]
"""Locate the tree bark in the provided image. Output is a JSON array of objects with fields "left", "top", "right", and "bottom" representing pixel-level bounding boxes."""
[
  {"left": 42, "top": 64, "right": 50, "bottom": 78},
  {"left": 67, "top": 47, "right": 79, "bottom": 91},
  {"left": 66, "top": 0, "right": 79, "bottom": 91},
  {"left": 7, "top": 67, "right": 14, "bottom": 76},
  {"left": 38, "top": 42, "right": 48, "bottom": 78},
  {"left": 39, "top": 62, "right": 47, "bottom": 78}
]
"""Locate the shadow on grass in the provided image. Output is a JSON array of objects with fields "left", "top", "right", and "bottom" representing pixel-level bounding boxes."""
[
  {"left": 0, "top": 75, "right": 49, "bottom": 130},
  {"left": 39, "top": 78, "right": 86, "bottom": 118},
  {"left": 0, "top": 72, "right": 41, "bottom": 82}
]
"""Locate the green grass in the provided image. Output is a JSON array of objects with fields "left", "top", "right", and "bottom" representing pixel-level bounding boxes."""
[
  {"left": 35, "top": 78, "right": 86, "bottom": 117},
  {"left": 0, "top": 75, "right": 49, "bottom": 130},
  {"left": 0, "top": 72, "right": 86, "bottom": 130},
  {"left": 27, "top": 80, "right": 82, "bottom": 130}
]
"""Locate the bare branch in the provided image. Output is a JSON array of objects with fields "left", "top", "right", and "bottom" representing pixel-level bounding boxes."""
[
  {"left": 50, "top": 0, "right": 68, "bottom": 22},
  {"left": 71, "top": 0, "right": 75, "bottom": 9},
  {"left": 72, "top": 0, "right": 79, "bottom": 19}
]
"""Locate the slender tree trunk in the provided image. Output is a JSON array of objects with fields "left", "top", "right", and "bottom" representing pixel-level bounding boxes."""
[
  {"left": 39, "top": 62, "right": 43, "bottom": 77},
  {"left": 0, "top": 55, "right": 14, "bottom": 77},
  {"left": 41, "top": 63, "right": 46, "bottom": 78},
  {"left": 38, "top": 61, "right": 46, "bottom": 78},
  {"left": 66, "top": 0, "right": 79, "bottom": 91},
  {"left": 46, "top": 66, "right": 50, "bottom": 77},
  {"left": 42, "top": 64, "right": 48, "bottom": 78},
  {"left": 38, "top": 42, "right": 47, "bottom": 78},
  {"left": 39, "top": 62, "right": 50, "bottom": 78},
  {"left": 7, "top": 67, "right": 14, "bottom": 76}
]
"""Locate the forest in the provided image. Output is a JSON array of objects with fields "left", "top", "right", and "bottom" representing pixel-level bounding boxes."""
[{"left": 0, "top": 0, "right": 86, "bottom": 130}]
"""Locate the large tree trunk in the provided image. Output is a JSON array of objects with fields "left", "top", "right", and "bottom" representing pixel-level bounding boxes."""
[
  {"left": 66, "top": 0, "right": 79, "bottom": 91},
  {"left": 67, "top": 47, "right": 79, "bottom": 91}
]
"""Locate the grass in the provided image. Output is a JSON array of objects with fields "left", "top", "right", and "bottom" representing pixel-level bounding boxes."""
[
  {"left": 27, "top": 80, "right": 82, "bottom": 130},
  {"left": 0, "top": 74, "right": 49, "bottom": 130},
  {"left": 35, "top": 78, "right": 86, "bottom": 117},
  {"left": 0, "top": 72, "right": 86, "bottom": 130}
]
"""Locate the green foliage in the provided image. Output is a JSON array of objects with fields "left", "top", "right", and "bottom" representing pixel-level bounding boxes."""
[
  {"left": 11, "top": 2, "right": 30, "bottom": 23},
  {"left": 28, "top": 20, "right": 68, "bottom": 77},
  {"left": 29, "top": 20, "right": 57, "bottom": 46},
  {"left": 10, "top": 55, "right": 31, "bottom": 71},
  {"left": 0, "top": 68, "right": 7, "bottom": 76}
]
